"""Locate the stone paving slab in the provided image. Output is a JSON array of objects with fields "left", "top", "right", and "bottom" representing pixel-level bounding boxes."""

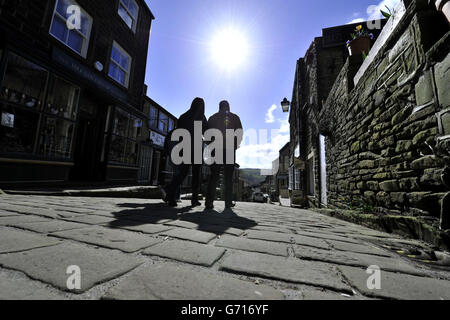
[
  {"left": 104, "top": 263, "right": 284, "bottom": 300},
  {"left": 0, "top": 215, "right": 53, "bottom": 226},
  {"left": 220, "top": 251, "right": 352, "bottom": 293},
  {"left": 161, "top": 228, "right": 217, "bottom": 244},
  {"left": 294, "top": 245, "right": 427, "bottom": 276},
  {"left": 62, "top": 215, "right": 118, "bottom": 225},
  {"left": 51, "top": 227, "right": 163, "bottom": 253},
  {"left": 165, "top": 220, "right": 198, "bottom": 229},
  {"left": 338, "top": 265, "right": 450, "bottom": 300},
  {"left": 295, "top": 230, "right": 361, "bottom": 244},
  {"left": 107, "top": 221, "right": 173, "bottom": 235},
  {"left": 245, "top": 230, "right": 330, "bottom": 250},
  {"left": 0, "top": 203, "right": 58, "bottom": 216},
  {"left": 0, "top": 211, "right": 21, "bottom": 217},
  {"left": 198, "top": 224, "right": 245, "bottom": 236},
  {"left": 11, "top": 220, "right": 88, "bottom": 234},
  {"left": 0, "top": 228, "right": 62, "bottom": 253},
  {"left": 143, "top": 240, "right": 226, "bottom": 266},
  {"left": 0, "top": 272, "right": 68, "bottom": 300},
  {"left": 327, "top": 240, "right": 394, "bottom": 258},
  {"left": 216, "top": 235, "right": 289, "bottom": 257},
  {"left": 301, "top": 289, "right": 366, "bottom": 300},
  {"left": 0, "top": 243, "right": 143, "bottom": 292}
]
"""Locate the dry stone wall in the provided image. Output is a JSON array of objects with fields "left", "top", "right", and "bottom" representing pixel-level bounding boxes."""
[{"left": 320, "top": 1, "right": 449, "bottom": 226}]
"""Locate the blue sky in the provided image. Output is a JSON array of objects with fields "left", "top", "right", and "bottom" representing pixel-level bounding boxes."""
[{"left": 143, "top": 0, "right": 399, "bottom": 169}]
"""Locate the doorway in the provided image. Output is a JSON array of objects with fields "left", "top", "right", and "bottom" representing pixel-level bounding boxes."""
[{"left": 70, "top": 94, "right": 106, "bottom": 181}]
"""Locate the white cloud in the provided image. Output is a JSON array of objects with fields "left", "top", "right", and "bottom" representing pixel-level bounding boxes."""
[
  {"left": 349, "top": 0, "right": 401, "bottom": 23},
  {"left": 348, "top": 18, "right": 365, "bottom": 24},
  {"left": 237, "top": 130, "right": 290, "bottom": 170},
  {"left": 237, "top": 113, "right": 290, "bottom": 169},
  {"left": 265, "top": 104, "right": 278, "bottom": 124}
]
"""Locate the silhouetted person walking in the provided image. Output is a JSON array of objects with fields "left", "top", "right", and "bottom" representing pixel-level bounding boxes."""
[
  {"left": 205, "top": 101, "right": 243, "bottom": 210},
  {"left": 165, "top": 97, "right": 208, "bottom": 207}
]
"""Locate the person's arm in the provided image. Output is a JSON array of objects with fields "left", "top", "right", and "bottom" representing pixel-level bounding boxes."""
[{"left": 235, "top": 115, "right": 243, "bottom": 149}]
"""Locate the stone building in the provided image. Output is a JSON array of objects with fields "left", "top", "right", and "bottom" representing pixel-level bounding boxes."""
[
  {"left": 0, "top": 0, "right": 155, "bottom": 186},
  {"left": 303, "top": 0, "right": 449, "bottom": 243},
  {"left": 139, "top": 96, "right": 177, "bottom": 186},
  {"left": 277, "top": 142, "right": 290, "bottom": 199},
  {"left": 289, "top": 20, "right": 385, "bottom": 207}
]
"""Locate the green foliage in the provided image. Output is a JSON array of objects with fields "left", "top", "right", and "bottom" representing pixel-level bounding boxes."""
[
  {"left": 340, "top": 196, "right": 375, "bottom": 214},
  {"left": 380, "top": 6, "right": 392, "bottom": 19}
]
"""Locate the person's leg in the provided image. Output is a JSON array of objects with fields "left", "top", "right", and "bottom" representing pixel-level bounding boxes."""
[
  {"left": 205, "top": 164, "right": 220, "bottom": 208},
  {"left": 166, "top": 164, "right": 190, "bottom": 206},
  {"left": 191, "top": 164, "right": 202, "bottom": 206},
  {"left": 224, "top": 164, "right": 235, "bottom": 208}
]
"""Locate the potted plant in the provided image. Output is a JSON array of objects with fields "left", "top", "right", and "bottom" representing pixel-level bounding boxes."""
[
  {"left": 346, "top": 25, "right": 374, "bottom": 57},
  {"left": 430, "top": 0, "right": 450, "bottom": 24}
]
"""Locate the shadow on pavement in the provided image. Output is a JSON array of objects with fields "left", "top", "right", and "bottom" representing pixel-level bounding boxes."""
[{"left": 107, "top": 202, "right": 258, "bottom": 236}]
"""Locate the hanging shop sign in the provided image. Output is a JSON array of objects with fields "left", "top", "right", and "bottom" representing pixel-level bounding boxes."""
[
  {"left": 150, "top": 130, "right": 165, "bottom": 148},
  {"left": 294, "top": 158, "right": 305, "bottom": 170}
]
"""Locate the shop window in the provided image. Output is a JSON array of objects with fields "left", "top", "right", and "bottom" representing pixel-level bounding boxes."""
[
  {"left": 158, "top": 112, "right": 168, "bottom": 133},
  {"left": 118, "top": 0, "right": 139, "bottom": 32},
  {"left": 46, "top": 76, "right": 80, "bottom": 120},
  {"left": 149, "top": 105, "right": 158, "bottom": 129},
  {"left": 0, "top": 103, "right": 39, "bottom": 154},
  {"left": 0, "top": 53, "right": 48, "bottom": 155},
  {"left": 0, "top": 53, "right": 79, "bottom": 160},
  {"left": 108, "top": 41, "right": 132, "bottom": 87},
  {"left": 112, "top": 108, "right": 130, "bottom": 137},
  {"left": 50, "top": 0, "right": 93, "bottom": 58},
  {"left": 38, "top": 116, "right": 74, "bottom": 159},
  {"left": 0, "top": 52, "right": 48, "bottom": 108},
  {"left": 109, "top": 107, "right": 140, "bottom": 165}
]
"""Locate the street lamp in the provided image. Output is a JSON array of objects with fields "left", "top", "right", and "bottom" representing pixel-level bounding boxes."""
[{"left": 281, "top": 98, "right": 290, "bottom": 113}]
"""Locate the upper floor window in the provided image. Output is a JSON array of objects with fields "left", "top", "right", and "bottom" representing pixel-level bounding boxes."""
[
  {"left": 108, "top": 41, "right": 132, "bottom": 88},
  {"left": 158, "top": 112, "right": 168, "bottom": 133},
  {"left": 49, "top": 0, "right": 93, "bottom": 58},
  {"left": 118, "top": 0, "right": 139, "bottom": 32},
  {"left": 168, "top": 118, "right": 175, "bottom": 132},
  {"left": 149, "top": 105, "right": 158, "bottom": 129}
]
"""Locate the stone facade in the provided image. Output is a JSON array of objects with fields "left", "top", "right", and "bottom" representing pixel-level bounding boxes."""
[
  {"left": 318, "top": 0, "right": 449, "bottom": 231},
  {"left": 289, "top": 20, "right": 385, "bottom": 207}
]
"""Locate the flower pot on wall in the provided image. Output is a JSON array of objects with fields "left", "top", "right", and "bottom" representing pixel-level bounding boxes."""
[
  {"left": 433, "top": 0, "right": 450, "bottom": 23},
  {"left": 347, "top": 37, "right": 372, "bottom": 56}
]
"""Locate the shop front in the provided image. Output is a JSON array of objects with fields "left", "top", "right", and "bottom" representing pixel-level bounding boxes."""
[{"left": 0, "top": 49, "right": 145, "bottom": 187}]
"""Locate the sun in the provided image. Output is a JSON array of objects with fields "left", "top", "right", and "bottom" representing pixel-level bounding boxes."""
[{"left": 210, "top": 28, "right": 249, "bottom": 72}]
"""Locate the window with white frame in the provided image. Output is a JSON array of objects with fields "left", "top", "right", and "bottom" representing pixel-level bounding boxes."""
[
  {"left": 108, "top": 42, "right": 132, "bottom": 87},
  {"left": 295, "top": 169, "right": 301, "bottom": 190},
  {"left": 49, "top": 0, "right": 92, "bottom": 58},
  {"left": 289, "top": 166, "right": 294, "bottom": 191},
  {"left": 118, "top": 0, "right": 139, "bottom": 32}
]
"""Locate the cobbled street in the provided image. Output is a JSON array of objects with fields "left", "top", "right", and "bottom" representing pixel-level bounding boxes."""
[{"left": 0, "top": 193, "right": 449, "bottom": 300}]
